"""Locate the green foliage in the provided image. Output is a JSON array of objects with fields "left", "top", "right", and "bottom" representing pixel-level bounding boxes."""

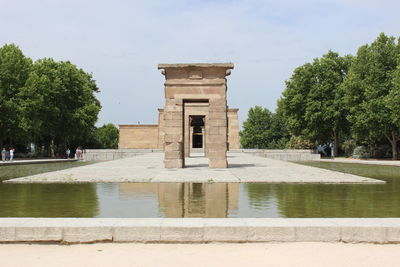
[
  {"left": 280, "top": 50, "right": 352, "bottom": 154},
  {"left": 240, "top": 106, "right": 289, "bottom": 149},
  {"left": 342, "top": 33, "right": 400, "bottom": 159},
  {"left": 287, "top": 136, "right": 315, "bottom": 149},
  {"left": 93, "top": 123, "right": 119, "bottom": 149},
  {"left": 18, "top": 58, "right": 101, "bottom": 155},
  {"left": 0, "top": 44, "right": 102, "bottom": 156},
  {"left": 0, "top": 44, "right": 32, "bottom": 146},
  {"left": 341, "top": 139, "right": 357, "bottom": 157}
]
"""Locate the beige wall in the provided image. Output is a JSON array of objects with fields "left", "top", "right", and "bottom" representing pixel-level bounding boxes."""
[
  {"left": 118, "top": 125, "right": 159, "bottom": 149},
  {"left": 119, "top": 108, "right": 240, "bottom": 151},
  {"left": 228, "top": 109, "right": 240, "bottom": 149}
]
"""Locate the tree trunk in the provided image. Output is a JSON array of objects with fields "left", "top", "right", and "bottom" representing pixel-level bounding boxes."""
[
  {"left": 50, "top": 138, "right": 55, "bottom": 158},
  {"left": 391, "top": 141, "right": 398, "bottom": 160},
  {"left": 333, "top": 130, "right": 338, "bottom": 157},
  {"left": 386, "top": 130, "right": 399, "bottom": 160}
]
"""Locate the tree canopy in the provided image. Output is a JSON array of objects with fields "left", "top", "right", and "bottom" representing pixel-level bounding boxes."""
[
  {"left": 240, "top": 106, "right": 288, "bottom": 149},
  {"left": 93, "top": 123, "right": 119, "bottom": 149},
  {"left": 342, "top": 33, "right": 400, "bottom": 159},
  {"left": 279, "top": 50, "right": 352, "bottom": 154},
  {"left": 0, "top": 44, "right": 32, "bottom": 147},
  {"left": 0, "top": 44, "right": 103, "bottom": 156}
]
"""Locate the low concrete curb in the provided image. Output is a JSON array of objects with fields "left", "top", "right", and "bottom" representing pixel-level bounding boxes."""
[
  {"left": 1, "top": 218, "right": 400, "bottom": 244},
  {"left": 0, "top": 159, "right": 77, "bottom": 166}
]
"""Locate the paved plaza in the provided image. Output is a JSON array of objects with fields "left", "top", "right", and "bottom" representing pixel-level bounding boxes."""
[{"left": 5, "top": 153, "right": 383, "bottom": 184}]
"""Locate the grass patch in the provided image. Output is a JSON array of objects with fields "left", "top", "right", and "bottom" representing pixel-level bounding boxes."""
[{"left": 0, "top": 161, "right": 96, "bottom": 181}]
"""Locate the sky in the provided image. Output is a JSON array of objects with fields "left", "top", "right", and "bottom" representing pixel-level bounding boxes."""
[{"left": 1, "top": 0, "right": 400, "bottom": 127}]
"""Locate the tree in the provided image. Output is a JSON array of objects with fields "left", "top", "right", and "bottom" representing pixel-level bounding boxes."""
[
  {"left": 343, "top": 33, "right": 400, "bottom": 159},
  {"left": 19, "top": 58, "right": 101, "bottom": 156},
  {"left": 94, "top": 123, "right": 119, "bottom": 149},
  {"left": 0, "top": 44, "right": 32, "bottom": 147},
  {"left": 280, "top": 50, "right": 352, "bottom": 155},
  {"left": 240, "top": 106, "right": 273, "bottom": 149},
  {"left": 240, "top": 106, "right": 288, "bottom": 149}
]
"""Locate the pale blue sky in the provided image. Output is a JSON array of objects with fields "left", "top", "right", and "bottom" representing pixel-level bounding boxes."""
[{"left": 1, "top": 0, "right": 399, "bottom": 127}]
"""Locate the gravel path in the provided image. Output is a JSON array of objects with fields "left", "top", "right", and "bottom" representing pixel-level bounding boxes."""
[
  {"left": 4, "top": 152, "right": 383, "bottom": 184},
  {"left": 1, "top": 242, "right": 400, "bottom": 267}
]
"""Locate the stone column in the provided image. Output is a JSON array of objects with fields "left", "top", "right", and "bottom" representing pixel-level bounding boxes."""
[
  {"left": 164, "top": 98, "right": 184, "bottom": 168},
  {"left": 184, "top": 114, "right": 190, "bottom": 158},
  {"left": 206, "top": 98, "right": 228, "bottom": 168}
]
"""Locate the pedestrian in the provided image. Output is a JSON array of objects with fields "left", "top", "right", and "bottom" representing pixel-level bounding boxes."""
[
  {"left": 9, "top": 148, "right": 14, "bottom": 161},
  {"left": 1, "top": 148, "right": 6, "bottom": 161},
  {"left": 66, "top": 148, "right": 71, "bottom": 159},
  {"left": 75, "top": 146, "right": 82, "bottom": 160}
]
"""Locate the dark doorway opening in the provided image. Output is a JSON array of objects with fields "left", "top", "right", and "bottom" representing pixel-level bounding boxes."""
[
  {"left": 190, "top": 116, "right": 205, "bottom": 149},
  {"left": 193, "top": 134, "right": 203, "bottom": 148}
]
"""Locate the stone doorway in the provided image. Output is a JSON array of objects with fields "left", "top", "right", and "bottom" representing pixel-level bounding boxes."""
[
  {"left": 159, "top": 63, "right": 234, "bottom": 168},
  {"left": 189, "top": 115, "right": 205, "bottom": 156}
]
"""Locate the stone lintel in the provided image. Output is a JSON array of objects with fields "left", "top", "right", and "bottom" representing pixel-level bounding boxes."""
[
  {"left": 164, "top": 79, "right": 226, "bottom": 86},
  {"left": 158, "top": 63, "right": 234, "bottom": 70},
  {"left": 119, "top": 124, "right": 158, "bottom": 128}
]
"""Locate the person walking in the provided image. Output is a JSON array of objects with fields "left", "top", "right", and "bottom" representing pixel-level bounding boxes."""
[
  {"left": 9, "top": 148, "right": 14, "bottom": 161},
  {"left": 1, "top": 148, "right": 6, "bottom": 161},
  {"left": 66, "top": 148, "right": 71, "bottom": 159}
]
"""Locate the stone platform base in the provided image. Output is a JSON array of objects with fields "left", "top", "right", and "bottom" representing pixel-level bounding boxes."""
[
  {"left": 1, "top": 218, "right": 400, "bottom": 244},
  {"left": 4, "top": 152, "right": 383, "bottom": 184}
]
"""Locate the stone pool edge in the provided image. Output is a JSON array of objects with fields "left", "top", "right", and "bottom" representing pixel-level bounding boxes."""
[{"left": 1, "top": 218, "right": 400, "bottom": 244}]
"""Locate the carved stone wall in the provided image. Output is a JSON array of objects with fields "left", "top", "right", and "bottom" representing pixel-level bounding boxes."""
[{"left": 158, "top": 63, "right": 234, "bottom": 168}]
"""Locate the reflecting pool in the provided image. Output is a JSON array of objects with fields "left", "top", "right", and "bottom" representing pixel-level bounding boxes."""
[{"left": 1, "top": 161, "right": 400, "bottom": 218}]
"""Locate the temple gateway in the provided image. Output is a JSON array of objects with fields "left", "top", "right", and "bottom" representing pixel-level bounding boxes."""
[{"left": 118, "top": 63, "right": 240, "bottom": 168}]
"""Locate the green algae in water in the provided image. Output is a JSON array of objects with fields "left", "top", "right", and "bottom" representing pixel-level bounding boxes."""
[{"left": 1, "top": 161, "right": 400, "bottom": 218}]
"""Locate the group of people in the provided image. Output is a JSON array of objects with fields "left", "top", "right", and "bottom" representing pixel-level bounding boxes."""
[
  {"left": 65, "top": 146, "right": 85, "bottom": 160},
  {"left": 1, "top": 147, "right": 15, "bottom": 161}
]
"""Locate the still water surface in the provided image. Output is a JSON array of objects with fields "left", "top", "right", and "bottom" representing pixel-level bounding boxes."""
[{"left": 0, "top": 161, "right": 399, "bottom": 218}]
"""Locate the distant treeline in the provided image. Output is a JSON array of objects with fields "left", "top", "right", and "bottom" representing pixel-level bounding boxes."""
[
  {"left": 0, "top": 44, "right": 118, "bottom": 157},
  {"left": 241, "top": 33, "right": 400, "bottom": 159}
]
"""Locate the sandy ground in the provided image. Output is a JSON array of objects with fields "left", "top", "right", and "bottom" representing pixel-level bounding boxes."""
[
  {"left": 1, "top": 242, "right": 399, "bottom": 267},
  {"left": 5, "top": 152, "right": 383, "bottom": 184}
]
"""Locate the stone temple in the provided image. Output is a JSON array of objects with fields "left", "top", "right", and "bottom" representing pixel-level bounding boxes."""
[{"left": 118, "top": 63, "right": 240, "bottom": 168}]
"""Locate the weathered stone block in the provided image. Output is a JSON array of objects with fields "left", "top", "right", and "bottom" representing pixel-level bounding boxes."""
[
  {"left": 341, "top": 227, "right": 386, "bottom": 243},
  {"left": 204, "top": 219, "right": 247, "bottom": 241},
  {"left": 295, "top": 226, "right": 341, "bottom": 242},
  {"left": 63, "top": 227, "right": 113, "bottom": 243},
  {"left": 0, "top": 227, "right": 15, "bottom": 242},
  {"left": 164, "top": 120, "right": 183, "bottom": 127},
  {"left": 164, "top": 126, "right": 183, "bottom": 135},
  {"left": 164, "top": 134, "right": 182, "bottom": 143},
  {"left": 248, "top": 226, "right": 296, "bottom": 242},
  {"left": 164, "top": 142, "right": 182, "bottom": 151},
  {"left": 386, "top": 227, "right": 400, "bottom": 243},
  {"left": 208, "top": 120, "right": 227, "bottom": 127},
  {"left": 208, "top": 112, "right": 227, "bottom": 120},
  {"left": 114, "top": 226, "right": 161, "bottom": 242},
  {"left": 15, "top": 227, "right": 62, "bottom": 242},
  {"left": 207, "top": 135, "right": 226, "bottom": 143},
  {"left": 165, "top": 150, "right": 183, "bottom": 159},
  {"left": 164, "top": 159, "right": 183, "bottom": 168}
]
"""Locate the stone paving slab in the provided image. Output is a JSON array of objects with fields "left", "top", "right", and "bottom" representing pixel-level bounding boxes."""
[
  {"left": 4, "top": 152, "right": 384, "bottom": 184},
  {"left": 1, "top": 218, "right": 400, "bottom": 244}
]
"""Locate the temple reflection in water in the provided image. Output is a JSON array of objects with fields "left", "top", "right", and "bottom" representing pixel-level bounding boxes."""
[{"left": 119, "top": 183, "right": 239, "bottom": 217}]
